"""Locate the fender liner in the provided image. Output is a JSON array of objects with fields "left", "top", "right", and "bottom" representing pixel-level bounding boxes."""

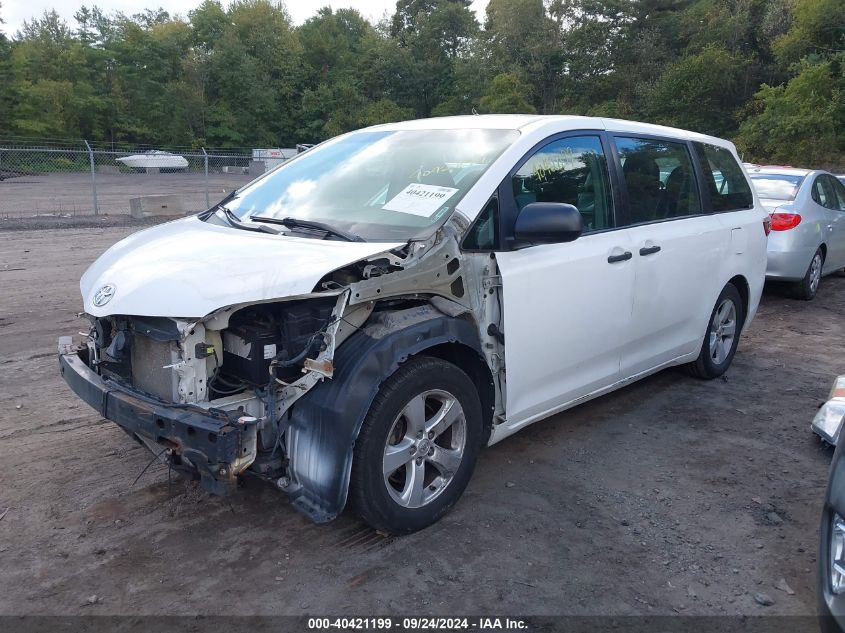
[{"left": 284, "top": 305, "right": 484, "bottom": 523}]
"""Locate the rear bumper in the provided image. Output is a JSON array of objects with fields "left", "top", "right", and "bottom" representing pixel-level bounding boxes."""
[
  {"left": 766, "top": 239, "right": 815, "bottom": 281},
  {"left": 766, "top": 247, "right": 815, "bottom": 281},
  {"left": 59, "top": 350, "right": 257, "bottom": 495}
]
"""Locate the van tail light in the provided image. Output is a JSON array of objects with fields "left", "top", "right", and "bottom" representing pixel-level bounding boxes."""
[
  {"left": 771, "top": 212, "right": 801, "bottom": 231},
  {"left": 763, "top": 216, "right": 772, "bottom": 236}
]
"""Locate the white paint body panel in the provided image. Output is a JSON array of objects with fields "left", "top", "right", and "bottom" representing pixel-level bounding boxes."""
[
  {"left": 496, "top": 207, "right": 766, "bottom": 431},
  {"left": 484, "top": 116, "right": 767, "bottom": 436},
  {"left": 81, "top": 216, "right": 401, "bottom": 318},
  {"left": 621, "top": 216, "right": 728, "bottom": 375},
  {"left": 495, "top": 230, "right": 637, "bottom": 425}
]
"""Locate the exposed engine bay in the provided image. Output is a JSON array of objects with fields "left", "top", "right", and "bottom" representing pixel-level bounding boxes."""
[{"left": 92, "top": 297, "right": 338, "bottom": 404}]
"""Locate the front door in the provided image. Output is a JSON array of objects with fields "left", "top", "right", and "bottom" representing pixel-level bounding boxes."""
[{"left": 496, "top": 134, "right": 635, "bottom": 428}]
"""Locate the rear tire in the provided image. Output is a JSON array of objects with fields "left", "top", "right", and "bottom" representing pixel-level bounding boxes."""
[
  {"left": 349, "top": 356, "right": 483, "bottom": 535},
  {"left": 688, "top": 283, "right": 744, "bottom": 379},
  {"left": 794, "top": 248, "right": 824, "bottom": 301}
]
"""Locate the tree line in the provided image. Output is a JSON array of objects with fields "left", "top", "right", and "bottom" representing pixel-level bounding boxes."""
[{"left": 0, "top": 0, "right": 842, "bottom": 167}]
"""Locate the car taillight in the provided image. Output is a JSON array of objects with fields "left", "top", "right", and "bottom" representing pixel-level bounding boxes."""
[
  {"left": 763, "top": 216, "right": 772, "bottom": 236},
  {"left": 771, "top": 212, "right": 801, "bottom": 231}
]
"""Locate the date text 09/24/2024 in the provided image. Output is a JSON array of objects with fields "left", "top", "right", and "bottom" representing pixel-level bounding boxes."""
[{"left": 307, "top": 617, "right": 528, "bottom": 630}]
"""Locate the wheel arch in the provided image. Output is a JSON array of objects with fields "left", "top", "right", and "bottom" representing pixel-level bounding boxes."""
[
  {"left": 727, "top": 274, "right": 750, "bottom": 327},
  {"left": 418, "top": 342, "right": 495, "bottom": 445},
  {"left": 282, "top": 305, "right": 489, "bottom": 524}
]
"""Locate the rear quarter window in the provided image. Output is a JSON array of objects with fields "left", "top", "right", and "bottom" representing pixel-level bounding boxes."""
[{"left": 693, "top": 142, "right": 754, "bottom": 212}]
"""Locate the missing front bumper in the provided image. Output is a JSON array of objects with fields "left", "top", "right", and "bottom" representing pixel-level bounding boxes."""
[{"left": 59, "top": 349, "right": 257, "bottom": 495}]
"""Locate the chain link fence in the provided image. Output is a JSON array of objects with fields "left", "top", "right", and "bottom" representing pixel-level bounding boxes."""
[{"left": 0, "top": 138, "right": 267, "bottom": 220}]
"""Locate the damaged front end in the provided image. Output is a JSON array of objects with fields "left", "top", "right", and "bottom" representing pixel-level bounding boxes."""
[
  {"left": 59, "top": 288, "right": 356, "bottom": 495},
  {"left": 58, "top": 216, "right": 504, "bottom": 522}
]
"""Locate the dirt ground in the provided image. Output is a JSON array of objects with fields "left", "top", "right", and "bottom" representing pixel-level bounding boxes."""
[{"left": 0, "top": 223, "right": 843, "bottom": 617}]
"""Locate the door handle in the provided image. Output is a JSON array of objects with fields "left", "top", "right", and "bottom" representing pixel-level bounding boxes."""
[
  {"left": 607, "top": 251, "right": 633, "bottom": 263},
  {"left": 639, "top": 245, "right": 661, "bottom": 256}
]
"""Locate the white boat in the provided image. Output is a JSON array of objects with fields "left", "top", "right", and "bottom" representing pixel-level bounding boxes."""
[{"left": 116, "top": 150, "right": 189, "bottom": 171}]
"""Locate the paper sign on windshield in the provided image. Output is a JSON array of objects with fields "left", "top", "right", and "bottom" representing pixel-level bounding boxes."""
[{"left": 383, "top": 183, "right": 459, "bottom": 217}]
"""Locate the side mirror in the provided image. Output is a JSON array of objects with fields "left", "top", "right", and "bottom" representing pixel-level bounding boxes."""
[{"left": 514, "top": 202, "right": 583, "bottom": 245}]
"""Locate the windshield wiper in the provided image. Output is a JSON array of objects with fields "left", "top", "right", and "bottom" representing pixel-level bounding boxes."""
[
  {"left": 250, "top": 216, "right": 364, "bottom": 242},
  {"left": 198, "top": 189, "right": 238, "bottom": 220},
  {"left": 212, "top": 206, "right": 278, "bottom": 234}
]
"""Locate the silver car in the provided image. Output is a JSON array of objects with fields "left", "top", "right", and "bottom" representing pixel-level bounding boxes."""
[{"left": 748, "top": 167, "right": 845, "bottom": 300}]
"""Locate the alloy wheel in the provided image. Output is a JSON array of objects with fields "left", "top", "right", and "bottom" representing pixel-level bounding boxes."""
[
  {"left": 810, "top": 252, "right": 822, "bottom": 295},
  {"left": 382, "top": 389, "right": 467, "bottom": 509},
  {"left": 708, "top": 298, "right": 737, "bottom": 365}
]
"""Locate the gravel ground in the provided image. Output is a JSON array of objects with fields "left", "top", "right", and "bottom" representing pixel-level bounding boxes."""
[
  {"left": 0, "top": 171, "right": 252, "bottom": 218},
  {"left": 0, "top": 225, "right": 842, "bottom": 617}
]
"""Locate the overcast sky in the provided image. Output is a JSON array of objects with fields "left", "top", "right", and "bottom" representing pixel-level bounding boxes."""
[{"left": 1, "top": 0, "right": 489, "bottom": 36}]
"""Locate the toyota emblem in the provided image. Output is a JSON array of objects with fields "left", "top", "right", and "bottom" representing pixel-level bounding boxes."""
[{"left": 93, "top": 284, "right": 116, "bottom": 307}]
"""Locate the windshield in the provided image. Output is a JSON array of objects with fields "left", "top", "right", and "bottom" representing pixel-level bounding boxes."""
[
  {"left": 749, "top": 174, "right": 804, "bottom": 201},
  {"left": 225, "top": 128, "right": 520, "bottom": 241}
]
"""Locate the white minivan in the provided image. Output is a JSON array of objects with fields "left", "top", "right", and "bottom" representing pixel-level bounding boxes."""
[{"left": 59, "top": 116, "right": 769, "bottom": 533}]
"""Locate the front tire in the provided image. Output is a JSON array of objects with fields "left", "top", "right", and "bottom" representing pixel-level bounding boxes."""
[
  {"left": 688, "top": 283, "right": 744, "bottom": 379},
  {"left": 349, "top": 356, "right": 483, "bottom": 534},
  {"left": 795, "top": 247, "right": 824, "bottom": 301}
]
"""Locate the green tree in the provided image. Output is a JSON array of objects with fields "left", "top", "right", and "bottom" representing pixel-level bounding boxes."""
[
  {"left": 10, "top": 10, "right": 110, "bottom": 138},
  {"left": 300, "top": 80, "right": 412, "bottom": 139},
  {"left": 0, "top": 0, "right": 841, "bottom": 167},
  {"left": 478, "top": 73, "right": 536, "bottom": 113},
  {"left": 737, "top": 58, "right": 845, "bottom": 166},
  {"left": 107, "top": 14, "right": 195, "bottom": 143},
  {"left": 202, "top": 0, "right": 303, "bottom": 146},
  {"left": 389, "top": 0, "right": 478, "bottom": 117},
  {"left": 483, "top": 0, "right": 561, "bottom": 113},
  {"left": 0, "top": 2, "right": 15, "bottom": 132},
  {"left": 430, "top": 42, "right": 489, "bottom": 116},
  {"left": 640, "top": 45, "right": 751, "bottom": 136},
  {"left": 299, "top": 7, "right": 379, "bottom": 83},
  {"left": 774, "top": 0, "right": 845, "bottom": 67},
  {"left": 189, "top": 0, "right": 227, "bottom": 52}
]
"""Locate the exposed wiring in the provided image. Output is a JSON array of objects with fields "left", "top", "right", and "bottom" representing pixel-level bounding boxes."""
[
  {"left": 265, "top": 301, "right": 366, "bottom": 458},
  {"left": 210, "top": 383, "right": 248, "bottom": 396},
  {"left": 131, "top": 447, "right": 168, "bottom": 488},
  {"left": 208, "top": 348, "right": 248, "bottom": 396}
]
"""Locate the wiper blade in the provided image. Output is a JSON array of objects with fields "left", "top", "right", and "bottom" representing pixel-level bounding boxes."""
[
  {"left": 250, "top": 216, "right": 364, "bottom": 242},
  {"left": 198, "top": 189, "right": 239, "bottom": 220},
  {"left": 214, "top": 206, "right": 278, "bottom": 234}
]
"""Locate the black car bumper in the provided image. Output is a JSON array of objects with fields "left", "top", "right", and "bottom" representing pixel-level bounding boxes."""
[{"left": 59, "top": 350, "right": 257, "bottom": 495}]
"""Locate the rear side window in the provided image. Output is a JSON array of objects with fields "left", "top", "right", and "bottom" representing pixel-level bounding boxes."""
[
  {"left": 693, "top": 143, "right": 753, "bottom": 212},
  {"left": 831, "top": 177, "right": 845, "bottom": 211},
  {"left": 813, "top": 175, "right": 845, "bottom": 211},
  {"left": 615, "top": 137, "right": 701, "bottom": 224},
  {"left": 812, "top": 176, "right": 832, "bottom": 207}
]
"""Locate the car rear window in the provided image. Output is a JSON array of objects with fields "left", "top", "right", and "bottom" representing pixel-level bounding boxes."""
[
  {"left": 748, "top": 174, "right": 804, "bottom": 201},
  {"left": 692, "top": 143, "right": 753, "bottom": 211}
]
